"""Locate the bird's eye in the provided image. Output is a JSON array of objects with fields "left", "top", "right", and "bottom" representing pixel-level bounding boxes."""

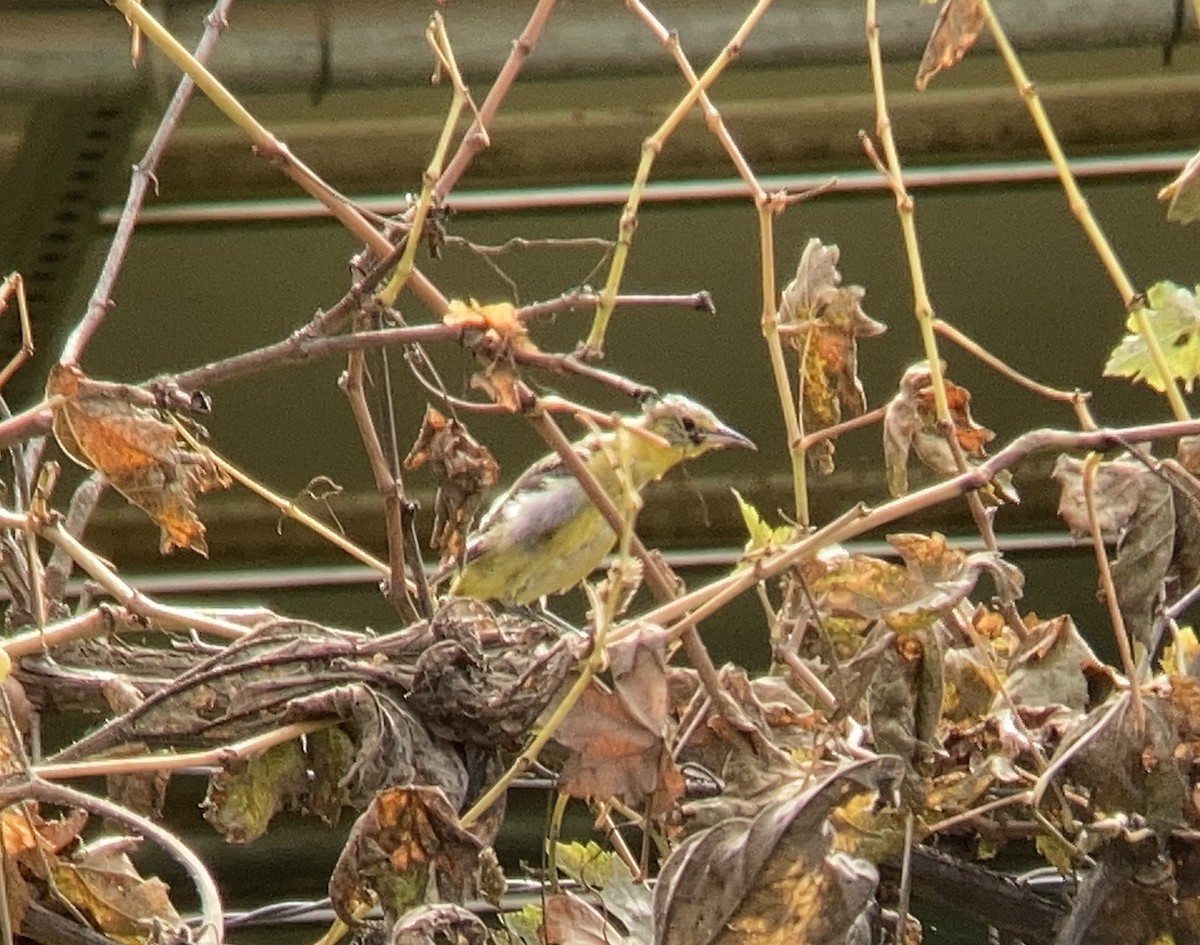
[{"left": 680, "top": 415, "right": 702, "bottom": 443}]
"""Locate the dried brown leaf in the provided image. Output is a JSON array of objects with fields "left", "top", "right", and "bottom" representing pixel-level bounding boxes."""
[
  {"left": 285, "top": 684, "right": 468, "bottom": 811},
  {"left": 652, "top": 757, "right": 903, "bottom": 945},
  {"left": 47, "top": 364, "right": 229, "bottom": 555},
  {"left": 52, "top": 843, "right": 183, "bottom": 945},
  {"left": 782, "top": 239, "right": 886, "bottom": 476},
  {"left": 554, "top": 631, "right": 682, "bottom": 817},
  {"left": 916, "top": 0, "right": 985, "bottom": 91},
  {"left": 885, "top": 362, "right": 1016, "bottom": 504},
  {"left": 329, "top": 786, "right": 486, "bottom": 925},
  {"left": 405, "top": 406, "right": 500, "bottom": 562}
]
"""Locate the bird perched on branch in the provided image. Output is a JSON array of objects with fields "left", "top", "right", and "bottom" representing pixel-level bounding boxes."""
[{"left": 449, "top": 394, "right": 755, "bottom": 606}]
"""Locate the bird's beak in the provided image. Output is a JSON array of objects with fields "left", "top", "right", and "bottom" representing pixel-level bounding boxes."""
[{"left": 710, "top": 422, "right": 756, "bottom": 451}]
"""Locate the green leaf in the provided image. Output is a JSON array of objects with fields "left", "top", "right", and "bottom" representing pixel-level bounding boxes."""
[
  {"left": 1104, "top": 281, "right": 1200, "bottom": 392},
  {"left": 731, "top": 488, "right": 792, "bottom": 554}
]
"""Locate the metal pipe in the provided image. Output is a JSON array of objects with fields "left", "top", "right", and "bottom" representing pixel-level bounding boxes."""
[{"left": 100, "top": 151, "right": 1193, "bottom": 227}]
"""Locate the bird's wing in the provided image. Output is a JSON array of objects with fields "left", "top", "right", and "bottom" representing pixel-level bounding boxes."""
[{"left": 463, "top": 445, "right": 594, "bottom": 562}]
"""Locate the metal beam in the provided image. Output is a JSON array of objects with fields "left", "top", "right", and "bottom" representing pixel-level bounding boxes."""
[{"left": 0, "top": 0, "right": 1192, "bottom": 97}]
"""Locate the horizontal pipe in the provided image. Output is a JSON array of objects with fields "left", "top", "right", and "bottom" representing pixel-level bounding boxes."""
[{"left": 100, "top": 151, "right": 1193, "bottom": 227}]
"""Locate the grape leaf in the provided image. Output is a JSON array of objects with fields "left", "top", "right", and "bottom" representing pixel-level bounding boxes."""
[
  {"left": 1052, "top": 454, "right": 1175, "bottom": 647},
  {"left": 553, "top": 632, "right": 684, "bottom": 818},
  {"left": 652, "top": 757, "right": 903, "bottom": 945},
  {"left": 780, "top": 238, "right": 886, "bottom": 475},
  {"left": 1104, "top": 281, "right": 1200, "bottom": 392},
  {"left": 329, "top": 786, "right": 487, "bottom": 924},
  {"left": 46, "top": 364, "right": 229, "bottom": 555},
  {"left": 883, "top": 362, "right": 1017, "bottom": 504}
]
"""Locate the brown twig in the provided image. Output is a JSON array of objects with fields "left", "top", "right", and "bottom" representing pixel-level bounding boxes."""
[
  {"left": 933, "top": 319, "right": 1083, "bottom": 405},
  {"left": 1081, "top": 454, "right": 1145, "bottom": 731},
  {"left": 584, "top": 0, "right": 776, "bottom": 355},
  {"left": 43, "top": 473, "right": 106, "bottom": 604},
  {"left": 165, "top": 290, "right": 706, "bottom": 393},
  {"left": 339, "top": 331, "right": 422, "bottom": 622},
  {"left": 433, "top": 0, "right": 559, "bottom": 203},
  {"left": 624, "top": 1, "right": 809, "bottom": 523},
  {"left": 35, "top": 721, "right": 326, "bottom": 781},
  {"left": 63, "top": 0, "right": 237, "bottom": 366},
  {"left": 106, "top": 0, "right": 450, "bottom": 319},
  {"left": 800, "top": 405, "right": 887, "bottom": 452},
  {"left": 633, "top": 417, "right": 1200, "bottom": 634},
  {"left": 4, "top": 512, "right": 252, "bottom": 640}
]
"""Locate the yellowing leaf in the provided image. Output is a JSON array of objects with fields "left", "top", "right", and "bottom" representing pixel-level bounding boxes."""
[
  {"left": 731, "top": 488, "right": 793, "bottom": 556},
  {"left": 52, "top": 845, "right": 183, "bottom": 945},
  {"left": 1105, "top": 281, "right": 1200, "bottom": 392}
]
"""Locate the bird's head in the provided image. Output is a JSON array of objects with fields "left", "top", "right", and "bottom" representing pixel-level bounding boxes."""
[{"left": 638, "top": 394, "right": 756, "bottom": 458}]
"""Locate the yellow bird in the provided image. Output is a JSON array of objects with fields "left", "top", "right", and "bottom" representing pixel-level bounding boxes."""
[{"left": 449, "top": 395, "right": 755, "bottom": 605}]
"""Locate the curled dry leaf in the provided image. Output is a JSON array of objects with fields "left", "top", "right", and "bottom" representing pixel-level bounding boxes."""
[
  {"left": 802, "top": 531, "right": 1022, "bottom": 631},
  {"left": 46, "top": 364, "right": 229, "bottom": 555},
  {"left": 553, "top": 629, "right": 684, "bottom": 819},
  {"left": 285, "top": 683, "right": 468, "bottom": 811},
  {"left": 1159, "top": 147, "right": 1200, "bottom": 224},
  {"left": 329, "top": 786, "right": 490, "bottom": 925},
  {"left": 445, "top": 299, "right": 539, "bottom": 412},
  {"left": 1060, "top": 694, "right": 1187, "bottom": 832},
  {"left": 652, "top": 756, "right": 904, "bottom": 945},
  {"left": 391, "top": 904, "right": 487, "bottom": 945},
  {"left": 779, "top": 238, "right": 886, "bottom": 475},
  {"left": 51, "top": 842, "right": 184, "bottom": 945},
  {"left": 884, "top": 361, "right": 1016, "bottom": 504},
  {"left": 407, "top": 601, "right": 581, "bottom": 749},
  {"left": 404, "top": 406, "right": 500, "bottom": 564},
  {"left": 1052, "top": 454, "right": 1176, "bottom": 648},
  {"left": 915, "top": 0, "right": 985, "bottom": 91},
  {"left": 1105, "top": 281, "right": 1200, "bottom": 392}
]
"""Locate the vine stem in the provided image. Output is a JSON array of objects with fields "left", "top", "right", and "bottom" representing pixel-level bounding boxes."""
[
  {"left": 863, "top": 2, "right": 948, "bottom": 424},
  {"left": 0, "top": 509, "right": 249, "bottom": 639},
  {"left": 978, "top": 0, "right": 1190, "bottom": 422},
  {"left": 376, "top": 14, "right": 473, "bottom": 308},
  {"left": 171, "top": 421, "right": 391, "bottom": 578},
  {"left": 632, "top": 415, "right": 1200, "bottom": 635},
  {"left": 626, "top": 0, "right": 807, "bottom": 522},
  {"left": 63, "top": 0, "right": 237, "bottom": 366},
  {"left": 105, "top": 0, "right": 450, "bottom": 319},
  {"left": 1081, "top": 453, "right": 1145, "bottom": 732},
  {"left": 583, "top": 0, "right": 775, "bottom": 356},
  {"left": 34, "top": 721, "right": 327, "bottom": 781}
]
